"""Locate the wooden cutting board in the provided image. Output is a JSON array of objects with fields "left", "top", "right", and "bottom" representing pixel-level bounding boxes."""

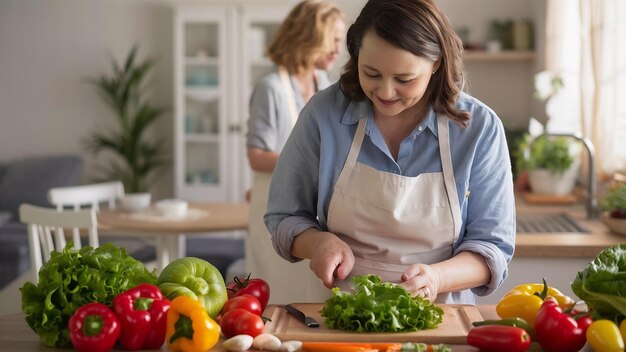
[{"left": 263, "top": 303, "right": 483, "bottom": 344}]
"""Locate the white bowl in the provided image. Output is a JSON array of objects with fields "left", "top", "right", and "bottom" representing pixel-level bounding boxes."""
[
  {"left": 155, "top": 199, "right": 188, "bottom": 217},
  {"left": 120, "top": 193, "right": 151, "bottom": 213}
]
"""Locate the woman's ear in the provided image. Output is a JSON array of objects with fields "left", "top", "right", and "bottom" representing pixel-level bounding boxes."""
[{"left": 433, "top": 60, "right": 441, "bottom": 74}]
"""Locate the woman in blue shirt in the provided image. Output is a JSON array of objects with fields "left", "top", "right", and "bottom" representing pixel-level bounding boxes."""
[
  {"left": 265, "top": 0, "right": 516, "bottom": 304},
  {"left": 246, "top": 0, "right": 346, "bottom": 304}
]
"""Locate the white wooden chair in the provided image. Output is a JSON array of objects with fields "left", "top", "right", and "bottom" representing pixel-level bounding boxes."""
[
  {"left": 48, "top": 181, "right": 124, "bottom": 211},
  {"left": 18, "top": 204, "right": 98, "bottom": 282},
  {"left": 48, "top": 181, "right": 124, "bottom": 248}
]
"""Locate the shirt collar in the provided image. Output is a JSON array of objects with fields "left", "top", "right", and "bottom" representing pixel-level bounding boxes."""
[{"left": 422, "top": 108, "right": 439, "bottom": 137}]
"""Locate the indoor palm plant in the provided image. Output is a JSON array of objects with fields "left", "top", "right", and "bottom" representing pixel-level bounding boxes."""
[{"left": 84, "top": 46, "right": 167, "bottom": 195}]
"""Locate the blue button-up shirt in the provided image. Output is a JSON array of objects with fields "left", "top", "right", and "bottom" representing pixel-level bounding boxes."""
[{"left": 265, "top": 82, "right": 516, "bottom": 297}]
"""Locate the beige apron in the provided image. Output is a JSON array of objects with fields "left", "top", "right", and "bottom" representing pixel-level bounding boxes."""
[
  {"left": 306, "top": 114, "right": 462, "bottom": 303},
  {"left": 246, "top": 66, "right": 321, "bottom": 304}
]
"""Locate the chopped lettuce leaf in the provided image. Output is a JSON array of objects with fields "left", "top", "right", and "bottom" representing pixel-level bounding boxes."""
[{"left": 321, "top": 274, "right": 444, "bottom": 333}]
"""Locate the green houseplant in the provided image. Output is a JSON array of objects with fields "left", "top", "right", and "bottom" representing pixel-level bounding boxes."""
[
  {"left": 601, "top": 182, "right": 626, "bottom": 236},
  {"left": 515, "top": 134, "right": 579, "bottom": 195},
  {"left": 603, "top": 183, "right": 626, "bottom": 219},
  {"left": 84, "top": 46, "right": 167, "bottom": 194}
]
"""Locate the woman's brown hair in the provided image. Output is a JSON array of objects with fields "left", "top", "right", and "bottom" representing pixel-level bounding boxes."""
[
  {"left": 267, "top": 0, "right": 344, "bottom": 74},
  {"left": 339, "top": 0, "right": 470, "bottom": 126}
]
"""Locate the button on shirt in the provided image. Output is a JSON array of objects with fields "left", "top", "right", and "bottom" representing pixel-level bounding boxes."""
[{"left": 265, "top": 82, "right": 516, "bottom": 297}]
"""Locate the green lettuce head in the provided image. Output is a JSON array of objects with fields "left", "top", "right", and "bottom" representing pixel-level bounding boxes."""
[
  {"left": 571, "top": 244, "right": 626, "bottom": 322},
  {"left": 20, "top": 243, "right": 157, "bottom": 347}
]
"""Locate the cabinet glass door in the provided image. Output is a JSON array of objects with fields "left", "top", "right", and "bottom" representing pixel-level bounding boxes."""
[{"left": 175, "top": 8, "right": 227, "bottom": 201}]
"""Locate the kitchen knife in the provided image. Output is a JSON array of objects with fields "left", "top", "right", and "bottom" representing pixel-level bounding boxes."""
[{"left": 285, "top": 304, "right": 320, "bottom": 328}]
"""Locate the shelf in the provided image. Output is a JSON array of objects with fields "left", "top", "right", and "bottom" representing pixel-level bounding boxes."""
[
  {"left": 185, "top": 87, "right": 219, "bottom": 102},
  {"left": 185, "top": 133, "right": 220, "bottom": 143},
  {"left": 185, "top": 56, "right": 219, "bottom": 65},
  {"left": 463, "top": 50, "right": 535, "bottom": 62}
]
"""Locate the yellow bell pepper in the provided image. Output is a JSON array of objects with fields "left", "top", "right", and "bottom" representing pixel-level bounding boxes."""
[
  {"left": 166, "top": 295, "right": 220, "bottom": 352},
  {"left": 586, "top": 319, "right": 625, "bottom": 352},
  {"left": 496, "top": 278, "right": 575, "bottom": 325}
]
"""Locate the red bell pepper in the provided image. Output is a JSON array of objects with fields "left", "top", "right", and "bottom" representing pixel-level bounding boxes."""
[
  {"left": 112, "top": 283, "right": 171, "bottom": 350},
  {"left": 68, "top": 302, "right": 121, "bottom": 352},
  {"left": 534, "top": 296, "right": 591, "bottom": 352},
  {"left": 467, "top": 325, "right": 531, "bottom": 352}
]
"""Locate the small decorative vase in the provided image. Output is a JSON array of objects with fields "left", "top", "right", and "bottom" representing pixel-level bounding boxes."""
[
  {"left": 528, "top": 162, "right": 579, "bottom": 196},
  {"left": 602, "top": 212, "right": 626, "bottom": 237},
  {"left": 120, "top": 192, "right": 151, "bottom": 213}
]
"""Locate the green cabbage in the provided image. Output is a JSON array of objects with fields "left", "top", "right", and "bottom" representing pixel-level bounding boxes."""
[
  {"left": 157, "top": 257, "right": 228, "bottom": 319},
  {"left": 20, "top": 243, "right": 157, "bottom": 347},
  {"left": 571, "top": 244, "right": 626, "bottom": 322},
  {"left": 321, "top": 274, "right": 444, "bottom": 333}
]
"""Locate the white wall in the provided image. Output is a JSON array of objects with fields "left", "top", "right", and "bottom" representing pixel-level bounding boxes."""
[
  {"left": 0, "top": 0, "right": 543, "bottom": 198},
  {"left": 0, "top": 0, "right": 174, "bottom": 198}
]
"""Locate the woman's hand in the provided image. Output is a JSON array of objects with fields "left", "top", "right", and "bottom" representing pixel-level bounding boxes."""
[
  {"left": 399, "top": 252, "right": 491, "bottom": 301},
  {"left": 293, "top": 229, "right": 355, "bottom": 289},
  {"left": 399, "top": 263, "right": 441, "bottom": 301}
]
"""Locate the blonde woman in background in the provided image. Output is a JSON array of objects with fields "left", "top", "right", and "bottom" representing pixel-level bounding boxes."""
[{"left": 245, "top": 0, "right": 346, "bottom": 303}]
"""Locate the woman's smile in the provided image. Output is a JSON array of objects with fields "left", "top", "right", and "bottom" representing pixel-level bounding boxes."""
[{"left": 377, "top": 97, "right": 399, "bottom": 106}]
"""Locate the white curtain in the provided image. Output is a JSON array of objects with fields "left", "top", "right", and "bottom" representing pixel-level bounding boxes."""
[{"left": 544, "top": 0, "right": 626, "bottom": 175}]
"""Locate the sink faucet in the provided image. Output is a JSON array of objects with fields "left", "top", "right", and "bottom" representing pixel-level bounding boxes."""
[{"left": 526, "top": 132, "right": 598, "bottom": 219}]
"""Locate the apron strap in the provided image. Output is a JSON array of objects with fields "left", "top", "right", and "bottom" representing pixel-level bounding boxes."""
[
  {"left": 436, "top": 114, "right": 462, "bottom": 243},
  {"left": 278, "top": 66, "right": 299, "bottom": 127},
  {"left": 335, "top": 118, "right": 367, "bottom": 190}
]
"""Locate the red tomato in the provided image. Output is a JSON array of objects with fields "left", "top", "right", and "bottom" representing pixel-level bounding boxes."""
[
  {"left": 220, "top": 308, "right": 265, "bottom": 338},
  {"left": 221, "top": 294, "right": 262, "bottom": 316},
  {"left": 227, "top": 274, "right": 270, "bottom": 311},
  {"left": 226, "top": 281, "right": 239, "bottom": 299}
]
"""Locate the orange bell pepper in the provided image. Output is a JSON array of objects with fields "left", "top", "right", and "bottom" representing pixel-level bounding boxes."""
[
  {"left": 166, "top": 295, "right": 220, "bottom": 352},
  {"left": 496, "top": 278, "right": 575, "bottom": 325}
]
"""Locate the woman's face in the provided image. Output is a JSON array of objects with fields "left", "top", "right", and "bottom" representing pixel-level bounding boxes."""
[
  {"left": 358, "top": 30, "right": 438, "bottom": 118},
  {"left": 314, "top": 18, "right": 347, "bottom": 71}
]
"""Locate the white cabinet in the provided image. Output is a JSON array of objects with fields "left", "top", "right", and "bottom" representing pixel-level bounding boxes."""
[{"left": 173, "top": 1, "right": 291, "bottom": 202}]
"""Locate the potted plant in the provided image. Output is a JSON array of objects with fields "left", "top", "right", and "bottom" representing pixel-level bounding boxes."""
[
  {"left": 515, "top": 133, "right": 579, "bottom": 195},
  {"left": 84, "top": 46, "right": 167, "bottom": 210},
  {"left": 601, "top": 182, "right": 626, "bottom": 236}
]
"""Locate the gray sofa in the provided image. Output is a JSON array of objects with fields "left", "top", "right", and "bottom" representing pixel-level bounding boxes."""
[
  {"left": 0, "top": 155, "right": 85, "bottom": 288},
  {"left": 0, "top": 155, "right": 156, "bottom": 289},
  {"left": 0, "top": 155, "right": 244, "bottom": 289}
]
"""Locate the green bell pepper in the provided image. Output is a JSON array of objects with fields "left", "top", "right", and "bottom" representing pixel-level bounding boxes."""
[{"left": 157, "top": 257, "right": 227, "bottom": 319}]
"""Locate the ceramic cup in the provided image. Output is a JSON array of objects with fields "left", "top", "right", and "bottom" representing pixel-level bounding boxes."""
[{"left": 155, "top": 199, "right": 188, "bottom": 218}]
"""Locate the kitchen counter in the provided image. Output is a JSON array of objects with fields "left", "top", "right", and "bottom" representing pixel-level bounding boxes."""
[
  {"left": 476, "top": 196, "right": 624, "bottom": 305},
  {"left": 514, "top": 201, "right": 624, "bottom": 258},
  {"left": 0, "top": 306, "right": 499, "bottom": 352}
]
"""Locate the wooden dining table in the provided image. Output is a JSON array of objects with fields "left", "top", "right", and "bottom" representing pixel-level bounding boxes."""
[{"left": 98, "top": 202, "right": 249, "bottom": 270}]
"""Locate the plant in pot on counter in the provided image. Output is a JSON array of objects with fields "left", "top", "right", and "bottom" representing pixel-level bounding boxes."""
[
  {"left": 601, "top": 182, "right": 626, "bottom": 236},
  {"left": 515, "top": 133, "right": 579, "bottom": 195},
  {"left": 603, "top": 182, "right": 626, "bottom": 219},
  {"left": 83, "top": 45, "right": 168, "bottom": 196}
]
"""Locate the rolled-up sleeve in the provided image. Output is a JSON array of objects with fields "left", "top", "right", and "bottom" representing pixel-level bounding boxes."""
[
  {"left": 456, "top": 114, "right": 516, "bottom": 297},
  {"left": 264, "top": 102, "right": 322, "bottom": 261}
]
